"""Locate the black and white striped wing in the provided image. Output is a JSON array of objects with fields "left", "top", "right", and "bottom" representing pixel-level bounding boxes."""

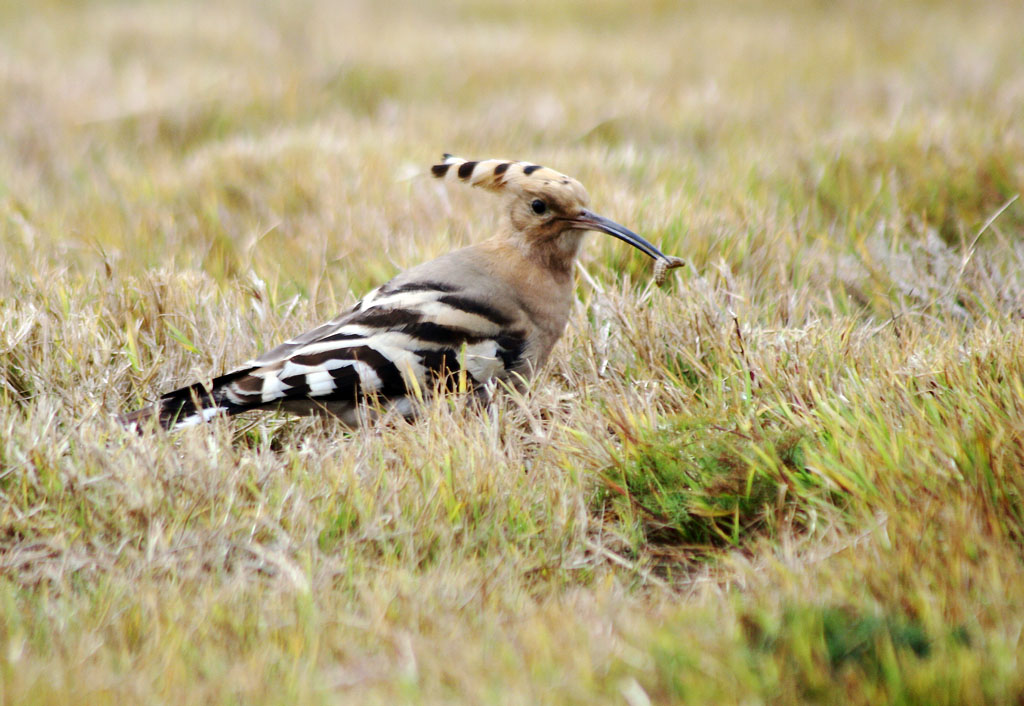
[{"left": 151, "top": 279, "right": 529, "bottom": 429}]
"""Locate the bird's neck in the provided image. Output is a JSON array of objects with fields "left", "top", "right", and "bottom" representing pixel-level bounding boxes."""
[
  {"left": 495, "top": 226, "right": 584, "bottom": 280},
  {"left": 476, "top": 233, "right": 576, "bottom": 309}
]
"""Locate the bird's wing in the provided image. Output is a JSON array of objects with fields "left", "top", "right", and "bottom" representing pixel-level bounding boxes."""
[{"left": 147, "top": 274, "right": 530, "bottom": 429}]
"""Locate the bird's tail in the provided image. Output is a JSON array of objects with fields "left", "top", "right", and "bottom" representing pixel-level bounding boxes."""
[{"left": 119, "top": 370, "right": 251, "bottom": 431}]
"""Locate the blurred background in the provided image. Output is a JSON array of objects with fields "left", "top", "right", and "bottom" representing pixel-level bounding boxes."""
[{"left": 2, "top": 0, "right": 1021, "bottom": 308}]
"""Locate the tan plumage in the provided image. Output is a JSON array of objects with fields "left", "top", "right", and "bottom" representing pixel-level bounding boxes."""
[{"left": 121, "top": 155, "right": 679, "bottom": 430}]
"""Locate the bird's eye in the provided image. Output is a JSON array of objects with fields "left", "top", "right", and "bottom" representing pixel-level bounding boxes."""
[{"left": 531, "top": 199, "right": 548, "bottom": 215}]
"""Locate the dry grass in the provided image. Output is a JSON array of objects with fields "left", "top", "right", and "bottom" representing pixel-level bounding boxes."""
[{"left": 3, "top": 0, "right": 1024, "bottom": 703}]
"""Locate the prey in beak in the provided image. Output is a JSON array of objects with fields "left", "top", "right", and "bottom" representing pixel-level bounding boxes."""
[{"left": 567, "top": 209, "right": 686, "bottom": 284}]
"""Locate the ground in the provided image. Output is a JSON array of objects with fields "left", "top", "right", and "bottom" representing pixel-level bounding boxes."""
[{"left": 2, "top": 0, "right": 1024, "bottom": 703}]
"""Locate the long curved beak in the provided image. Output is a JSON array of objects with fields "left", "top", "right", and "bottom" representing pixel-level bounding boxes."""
[{"left": 569, "top": 209, "right": 669, "bottom": 261}]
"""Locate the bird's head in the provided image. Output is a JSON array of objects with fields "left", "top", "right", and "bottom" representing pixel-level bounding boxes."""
[{"left": 431, "top": 155, "right": 669, "bottom": 271}]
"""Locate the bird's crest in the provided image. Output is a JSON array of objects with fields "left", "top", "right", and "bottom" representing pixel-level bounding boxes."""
[{"left": 431, "top": 154, "right": 584, "bottom": 200}]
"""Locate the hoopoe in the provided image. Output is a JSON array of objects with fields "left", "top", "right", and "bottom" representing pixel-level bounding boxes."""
[{"left": 121, "top": 155, "right": 683, "bottom": 430}]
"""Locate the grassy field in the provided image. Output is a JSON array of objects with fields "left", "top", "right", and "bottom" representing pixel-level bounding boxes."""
[{"left": 3, "top": 0, "right": 1024, "bottom": 702}]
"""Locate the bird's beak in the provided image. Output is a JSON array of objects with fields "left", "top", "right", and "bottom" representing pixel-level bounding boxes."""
[{"left": 569, "top": 209, "right": 669, "bottom": 262}]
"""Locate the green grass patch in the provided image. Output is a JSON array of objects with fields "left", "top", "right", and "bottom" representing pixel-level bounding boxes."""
[{"left": 596, "top": 418, "right": 839, "bottom": 553}]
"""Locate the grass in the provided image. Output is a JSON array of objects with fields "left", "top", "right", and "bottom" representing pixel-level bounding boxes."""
[{"left": 2, "top": 0, "right": 1024, "bottom": 702}]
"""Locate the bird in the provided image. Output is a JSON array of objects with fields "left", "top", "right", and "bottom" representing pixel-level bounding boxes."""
[{"left": 120, "top": 154, "right": 682, "bottom": 431}]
